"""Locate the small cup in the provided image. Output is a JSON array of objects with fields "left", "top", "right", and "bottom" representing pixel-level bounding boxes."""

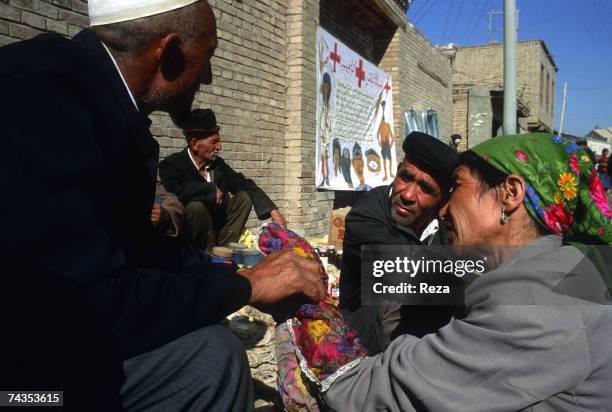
[
  {"left": 242, "top": 248, "right": 264, "bottom": 268},
  {"left": 228, "top": 242, "right": 247, "bottom": 265},
  {"left": 210, "top": 246, "right": 234, "bottom": 265}
]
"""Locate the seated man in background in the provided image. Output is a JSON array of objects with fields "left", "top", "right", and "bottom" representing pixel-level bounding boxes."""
[
  {"left": 340, "top": 131, "right": 459, "bottom": 354},
  {"left": 160, "top": 108, "right": 286, "bottom": 251}
]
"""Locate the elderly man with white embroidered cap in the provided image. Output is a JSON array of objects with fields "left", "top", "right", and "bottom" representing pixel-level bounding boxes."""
[{"left": 0, "top": 1, "right": 325, "bottom": 410}]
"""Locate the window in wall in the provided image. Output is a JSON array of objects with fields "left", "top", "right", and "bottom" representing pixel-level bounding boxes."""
[
  {"left": 540, "top": 64, "right": 545, "bottom": 107},
  {"left": 545, "top": 71, "right": 550, "bottom": 115},
  {"left": 550, "top": 78, "right": 555, "bottom": 116}
]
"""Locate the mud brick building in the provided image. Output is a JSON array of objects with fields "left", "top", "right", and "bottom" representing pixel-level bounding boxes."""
[{"left": 450, "top": 40, "right": 558, "bottom": 149}]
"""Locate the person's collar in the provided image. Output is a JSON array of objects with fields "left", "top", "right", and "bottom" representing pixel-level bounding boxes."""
[
  {"left": 185, "top": 147, "right": 213, "bottom": 174},
  {"left": 100, "top": 41, "right": 139, "bottom": 111},
  {"left": 187, "top": 147, "right": 206, "bottom": 172},
  {"left": 419, "top": 219, "right": 439, "bottom": 242}
]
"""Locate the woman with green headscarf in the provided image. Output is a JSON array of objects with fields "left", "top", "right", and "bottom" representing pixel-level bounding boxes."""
[
  {"left": 461, "top": 132, "right": 612, "bottom": 245},
  {"left": 322, "top": 133, "right": 612, "bottom": 411}
]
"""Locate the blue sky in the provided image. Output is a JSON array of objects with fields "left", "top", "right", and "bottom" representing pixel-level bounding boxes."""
[{"left": 408, "top": 0, "right": 612, "bottom": 136}]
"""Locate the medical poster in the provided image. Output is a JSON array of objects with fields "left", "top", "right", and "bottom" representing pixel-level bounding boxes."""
[{"left": 316, "top": 27, "right": 397, "bottom": 191}]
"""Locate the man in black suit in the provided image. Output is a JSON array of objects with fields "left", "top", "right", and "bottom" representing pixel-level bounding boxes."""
[
  {"left": 160, "top": 108, "right": 287, "bottom": 251},
  {"left": 340, "top": 132, "right": 459, "bottom": 354},
  {"left": 0, "top": 1, "right": 324, "bottom": 410}
]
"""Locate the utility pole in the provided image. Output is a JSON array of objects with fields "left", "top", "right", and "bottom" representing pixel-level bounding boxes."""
[
  {"left": 559, "top": 82, "right": 568, "bottom": 136},
  {"left": 503, "top": 0, "right": 517, "bottom": 135},
  {"left": 487, "top": 10, "right": 503, "bottom": 43}
]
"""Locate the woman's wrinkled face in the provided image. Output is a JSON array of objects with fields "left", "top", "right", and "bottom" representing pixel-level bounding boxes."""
[{"left": 440, "top": 165, "right": 501, "bottom": 246}]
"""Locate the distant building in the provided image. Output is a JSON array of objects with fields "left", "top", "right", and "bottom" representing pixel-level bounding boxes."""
[
  {"left": 585, "top": 128, "right": 612, "bottom": 155},
  {"left": 559, "top": 131, "right": 584, "bottom": 144},
  {"left": 450, "top": 40, "right": 558, "bottom": 148}
]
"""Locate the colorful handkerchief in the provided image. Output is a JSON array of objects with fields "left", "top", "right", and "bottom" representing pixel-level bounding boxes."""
[{"left": 258, "top": 223, "right": 367, "bottom": 411}]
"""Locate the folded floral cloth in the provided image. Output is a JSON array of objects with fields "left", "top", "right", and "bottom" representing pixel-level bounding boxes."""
[{"left": 258, "top": 223, "right": 368, "bottom": 411}]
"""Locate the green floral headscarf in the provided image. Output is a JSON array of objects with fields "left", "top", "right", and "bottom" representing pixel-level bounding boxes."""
[{"left": 468, "top": 133, "right": 612, "bottom": 245}]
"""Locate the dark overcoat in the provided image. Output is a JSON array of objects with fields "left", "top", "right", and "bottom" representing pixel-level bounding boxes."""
[
  {"left": 159, "top": 148, "right": 277, "bottom": 219},
  {"left": 0, "top": 29, "right": 251, "bottom": 360}
]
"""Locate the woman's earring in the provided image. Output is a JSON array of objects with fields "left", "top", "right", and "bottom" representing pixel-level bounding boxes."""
[{"left": 500, "top": 207, "right": 509, "bottom": 225}]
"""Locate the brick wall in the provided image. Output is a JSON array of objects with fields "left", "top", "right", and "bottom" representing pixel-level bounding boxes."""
[
  {"left": 399, "top": 23, "right": 453, "bottom": 142},
  {"left": 154, "top": 0, "right": 291, "bottom": 229},
  {"left": 283, "top": 0, "right": 330, "bottom": 236},
  {"left": 320, "top": 0, "right": 377, "bottom": 62},
  {"left": 452, "top": 90, "right": 469, "bottom": 151},
  {"left": 0, "top": 0, "right": 88, "bottom": 46}
]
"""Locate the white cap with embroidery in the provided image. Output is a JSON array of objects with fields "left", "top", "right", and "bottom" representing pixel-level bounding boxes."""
[{"left": 89, "top": 0, "right": 200, "bottom": 26}]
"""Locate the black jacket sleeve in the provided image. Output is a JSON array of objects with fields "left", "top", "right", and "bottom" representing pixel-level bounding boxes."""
[
  {"left": 339, "top": 193, "right": 390, "bottom": 312},
  {"left": 214, "top": 158, "right": 277, "bottom": 219},
  {"left": 0, "top": 37, "right": 251, "bottom": 359},
  {"left": 158, "top": 152, "right": 217, "bottom": 207}
]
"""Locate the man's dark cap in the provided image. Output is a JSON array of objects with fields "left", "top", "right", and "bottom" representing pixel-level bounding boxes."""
[
  {"left": 181, "top": 108, "right": 220, "bottom": 136},
  {"left": 402, "top": 132, "right": 458, "bottom": 180}
]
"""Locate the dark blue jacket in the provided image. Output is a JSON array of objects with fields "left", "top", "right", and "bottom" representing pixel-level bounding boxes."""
[{"left": 0, "top": 30, "right": 251, "bottom": 360}]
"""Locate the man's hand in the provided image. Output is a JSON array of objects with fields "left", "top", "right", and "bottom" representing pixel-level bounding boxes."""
[
  {"left": 239, "top": 251, "right": 327, "bottom": 311},
  {"left": 151, "top": 203, "right": 170, "bottom": 227},
  {"left": 215, "top": 187, "right": 224, "bottom": 207},
  {"left": 270, "top": 209, "right": 287, "bottom": 227}
]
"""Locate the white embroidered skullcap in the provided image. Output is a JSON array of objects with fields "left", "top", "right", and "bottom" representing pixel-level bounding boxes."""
[{"left": 89, "top": 0, "right": 201, "bottom": 26}]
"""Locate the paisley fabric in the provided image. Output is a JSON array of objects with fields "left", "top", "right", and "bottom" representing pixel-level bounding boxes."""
[{"left": 258, "top": 223, "right": 367, "bottom": 411}]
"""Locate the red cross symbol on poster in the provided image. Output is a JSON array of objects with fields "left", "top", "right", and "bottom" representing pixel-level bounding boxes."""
[
  {"left": 329, "top": 43, "right": 341, "bottom": 72},
  {"left": 355, "top": 59, "right": 365, "bottom": 88},
  {"left": 384, "top": 80, "right": 391, "bottom": 93}
]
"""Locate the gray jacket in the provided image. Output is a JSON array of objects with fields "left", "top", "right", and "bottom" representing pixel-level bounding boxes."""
[{"left": 325, "top": 235, "right": 612, "bottom": 411}]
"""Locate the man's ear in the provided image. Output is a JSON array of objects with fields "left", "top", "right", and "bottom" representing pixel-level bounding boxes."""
[
  {"left": 157, "top": 33, "right": 185, "bottom": 81},
  {"left": 501, "top": 174, "right": 526, "bottom": 214},
  {"left": 187, "top": 137, "right": 197, "bottom": 149}
]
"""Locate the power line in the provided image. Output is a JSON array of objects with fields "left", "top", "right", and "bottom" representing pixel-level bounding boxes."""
[
  {"left": 440, "top": 0, "right": 454, "bottom": 44},
  {"left": 409, "top": 0, "right": 430, "bottom": 23},
  {"left": 461, "top": 0, "right": 481, "bottom": 43},
  {"left": 449, "top": 0, "right": 465, "bottom": 42},
  {"left": 520, "top": 3, "right": 597, "bottom": 29},
  {"left": 592, "top": 0, "right": 612, "bottom": 46},
  {"left": 413, "top": 0, "right": 443, "bottom": 25},
  {"left": 412, "top": 0, "right": 441, "bottom": 24},
  {"left": 567, "top": 0, "right": 611, "bottom": 65},
  {"left": 465, "top": 0, "right": 492, "bottom": 44}
]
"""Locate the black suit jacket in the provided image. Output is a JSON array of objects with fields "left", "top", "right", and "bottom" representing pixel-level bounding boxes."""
[
  {"left": 339, "top": 185, "right": 457, "bottom": 349},
  {"left": 0, "top": 30, "right": 251, "bottom": 359},
  {"left": 339, "top": 185, "right": 450, "bottom": 311},
  {"left": 159, "top": 148, "right": 277, "bottom": 219}
]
